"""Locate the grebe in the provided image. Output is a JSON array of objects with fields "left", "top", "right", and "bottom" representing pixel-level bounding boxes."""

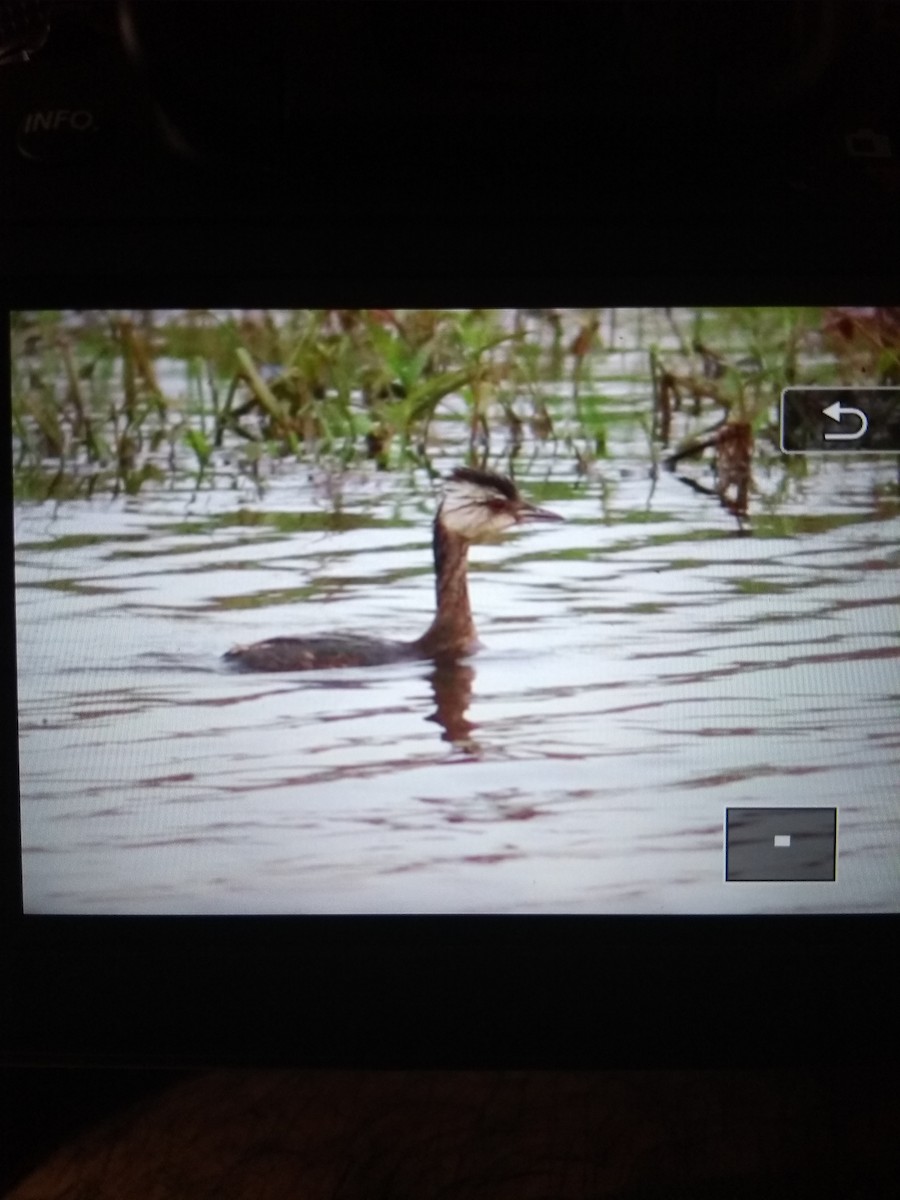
[{"left": 224, "top": 467, "right": 562, "bottom": 671}]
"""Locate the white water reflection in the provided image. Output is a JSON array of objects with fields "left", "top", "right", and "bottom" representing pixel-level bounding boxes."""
[{"left": 15, "top": 455, "right": 900, "bottom": 915}]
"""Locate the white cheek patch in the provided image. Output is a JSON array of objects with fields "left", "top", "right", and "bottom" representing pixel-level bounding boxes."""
[{"left": 440, "top": 482, "right": 515, "bottom": 539}]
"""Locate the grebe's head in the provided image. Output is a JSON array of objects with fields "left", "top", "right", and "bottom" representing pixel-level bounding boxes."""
[{"left": 438, "top": 467, "right": 563, "bottom": 543}]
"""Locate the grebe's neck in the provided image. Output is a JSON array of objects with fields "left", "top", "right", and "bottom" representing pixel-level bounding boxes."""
[{"left": 414, "top": 518, "right": 477, "bottom": 659}]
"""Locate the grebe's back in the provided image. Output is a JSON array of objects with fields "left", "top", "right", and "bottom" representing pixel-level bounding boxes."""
[{"left": 225, "top": 633, "right": 420, "bottom": 672}]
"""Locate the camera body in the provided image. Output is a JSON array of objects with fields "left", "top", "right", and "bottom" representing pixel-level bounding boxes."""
[{"left": 3, "top": 2, "right": 899, "bottom": 1070}]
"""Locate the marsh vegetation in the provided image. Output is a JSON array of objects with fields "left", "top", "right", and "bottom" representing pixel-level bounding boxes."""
[{"left": 11, "top": 306, "right": 900, "bottom": 514}]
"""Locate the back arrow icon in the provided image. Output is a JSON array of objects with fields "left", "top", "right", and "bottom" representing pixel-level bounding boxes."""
[{"left": 823, "top": 400, "right": 869, "bottom": 440}]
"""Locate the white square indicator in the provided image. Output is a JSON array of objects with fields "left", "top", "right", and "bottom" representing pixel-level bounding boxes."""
[{"left": 726, "top": 808, "right": 836, "bottom": 881}]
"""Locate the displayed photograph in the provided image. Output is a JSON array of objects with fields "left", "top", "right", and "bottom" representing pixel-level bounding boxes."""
[{"left": 10, "top": 307, "right": 900, "bottom": 913}]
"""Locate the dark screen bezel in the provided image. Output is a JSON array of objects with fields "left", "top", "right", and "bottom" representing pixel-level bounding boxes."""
[{"left": 4, "top": 912, "right": 897, "bottom": 1068}]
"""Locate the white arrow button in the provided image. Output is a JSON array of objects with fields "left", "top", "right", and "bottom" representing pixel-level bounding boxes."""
[{"left": 823, "top": 400, "right": 869, "bottom": 440}]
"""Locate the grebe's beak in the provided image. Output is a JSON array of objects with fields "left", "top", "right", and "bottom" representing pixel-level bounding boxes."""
[{"left": 512, "top": 500, "right": 564, "bottom": 524}]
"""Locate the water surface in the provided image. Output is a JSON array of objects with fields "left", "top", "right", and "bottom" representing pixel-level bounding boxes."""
[{"left": 16, "top": 450, "right": 900, "bottom": 914}]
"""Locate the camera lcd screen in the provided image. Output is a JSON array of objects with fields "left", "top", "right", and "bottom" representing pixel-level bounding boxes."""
[{"left": 10, "top": 307, "right": 900, "bottom": 916}]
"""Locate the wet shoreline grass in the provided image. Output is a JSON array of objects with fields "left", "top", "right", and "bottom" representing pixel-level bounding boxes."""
[{"left": 9, "top": 307, "right": 900, "bottom": 508}]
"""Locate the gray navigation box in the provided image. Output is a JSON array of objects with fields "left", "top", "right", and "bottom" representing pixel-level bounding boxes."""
[
  {"left": 780, "top": 387, "right": 900, "bottom": 454},
  {"left": 725, "top": 808, "right": 837, "bottom": 882}
]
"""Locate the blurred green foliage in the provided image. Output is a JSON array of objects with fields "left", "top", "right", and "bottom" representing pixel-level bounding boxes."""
[{"left": 9, "top": 306, "right": 897, "bottom": 501}]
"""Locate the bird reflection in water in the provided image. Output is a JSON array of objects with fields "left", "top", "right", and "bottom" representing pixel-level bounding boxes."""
[{"left": 426, "top": 662, "right": 478, "bottom": 748}]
